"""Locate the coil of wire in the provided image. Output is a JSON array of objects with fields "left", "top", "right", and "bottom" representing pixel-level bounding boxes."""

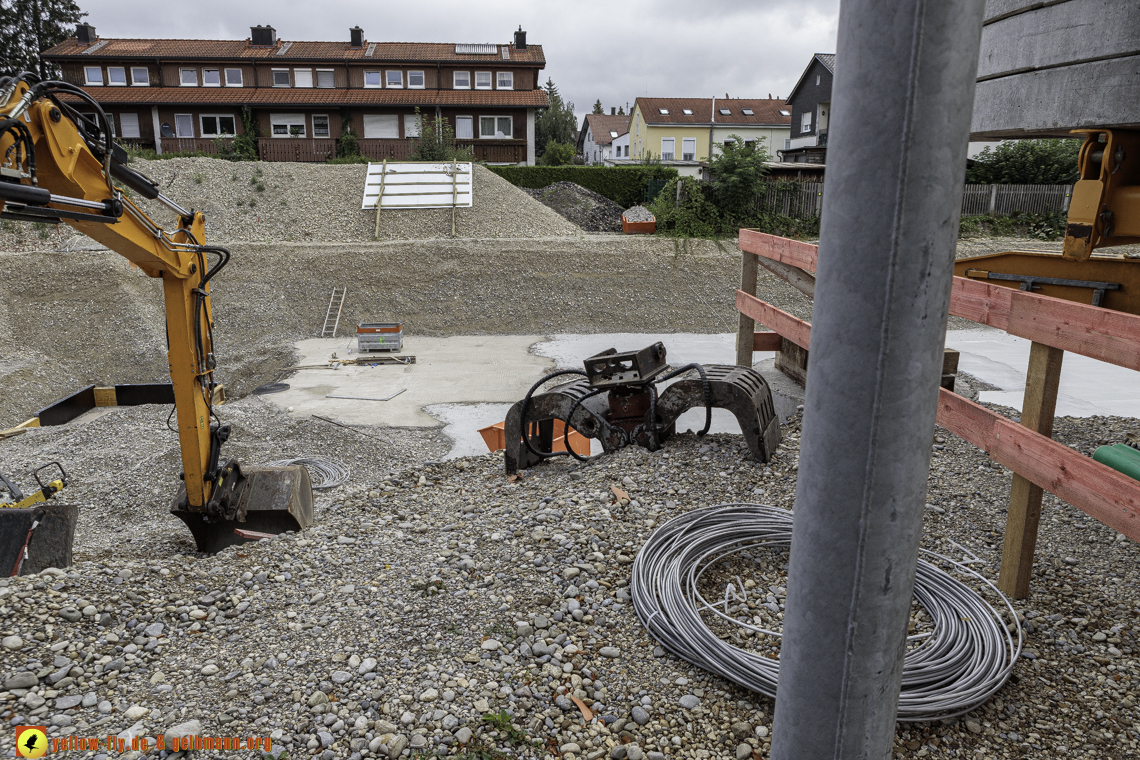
[
  {"left": 630, "top": 503, "right": 1022, "bottom": 721},
  {"left": 265, "top": 456, "right": 350, "bottom": 490}
]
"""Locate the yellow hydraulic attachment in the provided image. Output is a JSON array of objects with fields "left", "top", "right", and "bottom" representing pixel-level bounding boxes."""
[
  {"left": 954, "top": 129, "right": 1140, "bottom": 317},
  {"left": 0, "top": 73, "right": 312, "bottom": 552},
  {"left": 0, "top": 463, "right": 66, "bottom": 510}
]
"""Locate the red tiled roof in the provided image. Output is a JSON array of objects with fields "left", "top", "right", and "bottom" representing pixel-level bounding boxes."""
[
  {"left": 583, "top": 114, "right": 630, "bottom": 145},
  {"left": 42, "top": 38, "right": 546, "bottom": 65},
  {"left": 62, "top": 86, "right": 549, "bottom": 108},
  {"left": 634, "top": 97, "right": 791, "bottom": 126}
]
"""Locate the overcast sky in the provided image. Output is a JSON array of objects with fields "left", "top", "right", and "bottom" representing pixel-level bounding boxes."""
[{"left": 77, "top": 0, "right": 841, "bottom": 124}]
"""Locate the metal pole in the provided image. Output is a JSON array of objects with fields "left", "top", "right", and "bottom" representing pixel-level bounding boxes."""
[{"left": 770, "top": 1, "right": 985, "bottom": 758}]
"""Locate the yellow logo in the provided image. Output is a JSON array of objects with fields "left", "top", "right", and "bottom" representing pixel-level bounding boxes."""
[{"left": 16, "top": 726, "right": 48, "bottom": 758}]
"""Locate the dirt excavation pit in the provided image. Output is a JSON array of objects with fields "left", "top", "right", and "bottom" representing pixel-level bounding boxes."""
[{"left": 1, "top": 147, "right": 1138, "bottom": 760}]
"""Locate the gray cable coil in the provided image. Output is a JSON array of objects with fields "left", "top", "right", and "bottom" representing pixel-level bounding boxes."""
[
  {"left": 265, "top": 457, "right": 351, "bottom": 490},
  {"left": 630, "top": 503, "right": 1022, "bottom": 721}
]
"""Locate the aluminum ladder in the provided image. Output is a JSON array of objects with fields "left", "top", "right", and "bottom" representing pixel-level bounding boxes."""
[{"left": 322, "top": 287, "right": 346, "bottom": 338}]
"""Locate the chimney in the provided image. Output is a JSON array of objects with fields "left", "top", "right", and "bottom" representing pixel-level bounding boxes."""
[
  {"left": 350, "top": 26, "right": 364, "bottom": 48},
  {"left": 611, "top": 107, "right": 616, "bottom": 115},
  {"left": 75, "top": 23, "right": 96, "bottom": 45},
  {"left": 514, "top": 26, "right": 527, "bottom": 50},
  {"left": 250, "top": 25, "right": 276, "bottom": 47}
]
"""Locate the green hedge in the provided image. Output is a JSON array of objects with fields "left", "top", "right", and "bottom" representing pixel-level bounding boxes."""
[{"left": 487, "top": 165, "right": 679, "bottom": 208}]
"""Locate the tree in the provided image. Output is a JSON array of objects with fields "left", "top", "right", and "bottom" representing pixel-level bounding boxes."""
[
  {"left": 592, "top": 100, "right": 603, "bottom": 114},
  {"left": 617, "top": 105, "right": 625, "bottom": 116},
  {"left": 966, "top": 139, "right": 1082, "bottom": 184},
  {"left": 535, "top": 78, "right": 576, "bottom": 158},
  {"left": 409, "top": 107, "right": 472, "bottom": 162},
  {"left": 0, "top": 0, "right": 86, "bottom": 80},
  {"left": 706, "top": 135, "right": 771, "bottom": 221},
  {"left": 537, "top": 141, "right": 577, "bottom": 166}
]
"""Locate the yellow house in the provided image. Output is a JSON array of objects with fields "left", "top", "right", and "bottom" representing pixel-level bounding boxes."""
[{"left": 627, "top": 97, "right": 792, "bottom": 174}]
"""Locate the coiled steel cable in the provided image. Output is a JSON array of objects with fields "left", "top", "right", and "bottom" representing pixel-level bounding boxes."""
[
  {"left": 630, "top": 503, "right": 1022, "bottom": 722},
  {"left": 265, "top": 456, "right": 350, "bottom": 490}
]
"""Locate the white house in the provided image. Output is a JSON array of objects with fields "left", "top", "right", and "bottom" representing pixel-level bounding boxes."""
[{"left": 576, "top": 111, "right": 631, "bottom": 165}]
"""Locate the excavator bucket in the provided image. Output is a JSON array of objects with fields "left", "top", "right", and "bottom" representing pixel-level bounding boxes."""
[{"left": 171, "top": 462, "right": 314, "bottom": 554}]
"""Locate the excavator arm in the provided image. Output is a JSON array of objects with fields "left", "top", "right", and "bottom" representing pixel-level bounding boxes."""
[{"left": 0, "top": 73, "right": 311, "bottom": 552}]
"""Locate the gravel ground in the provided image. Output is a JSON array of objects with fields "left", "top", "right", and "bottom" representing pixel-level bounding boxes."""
[
  {"left": 1, "top": 399, "right": 1138, "bottom": 760},
  {"left": 0, "top": 237, "right": 799, "bottom": 429},
  {"left": 521, "top": 183, "right": 625, "bottom": 233}
]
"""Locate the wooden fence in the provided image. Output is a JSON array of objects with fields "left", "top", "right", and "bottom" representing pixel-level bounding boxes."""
[
  {"left": 756, "top": 182, "right": 1073, "bottom": 220},
  {"left": 735, "top": 229, "right": 1140, "bottom": 599}
]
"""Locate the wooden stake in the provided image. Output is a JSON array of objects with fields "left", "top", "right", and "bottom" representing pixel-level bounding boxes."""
[
  {"left": 998, "top": 340, "right": 1064, "bottom": 599},
  {"left": 450, "top": 159, "right": 459, "bottom": 238},
  {"left": 735, "top": 252, "right": 758, "bottom": 367},
  {"left": 372, "top": 159, "right": 388, "bottom": 240}
]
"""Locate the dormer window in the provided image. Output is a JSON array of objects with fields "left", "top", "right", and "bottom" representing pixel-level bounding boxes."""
[
  {"left": 779, "top": 110, "right": 791, "bottom": 116},
  {"left": 609, "top": 131, "right": 618, "bottom": 138},
  {"left": 719, "top": 108, "right": 731, "bottom": 115},
  {"left": 658, "top": 108, "right": 669, "bottom": 115},
  {"left": 742, "top": 108, "right": 754, "bottom": 115},
  {"left": 682, "top": 109, "right": 693, "bottom": 115}
]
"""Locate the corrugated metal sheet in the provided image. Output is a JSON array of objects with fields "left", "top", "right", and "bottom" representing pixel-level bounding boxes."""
[{"left": 361, "top": 162, "right": 473, "bottom": 210}]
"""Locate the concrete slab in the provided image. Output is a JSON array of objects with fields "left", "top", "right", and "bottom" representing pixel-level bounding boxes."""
[
  {"left": 267, "top": 336, "right": 554, "bottom": 428},
  {"left": 944, "top": 327, "right": 1140, "bottom": 418}
]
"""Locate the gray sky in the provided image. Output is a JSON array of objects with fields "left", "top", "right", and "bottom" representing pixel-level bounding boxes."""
[{"left": 78, "top": 0, "right": 840, "bottom": 124}]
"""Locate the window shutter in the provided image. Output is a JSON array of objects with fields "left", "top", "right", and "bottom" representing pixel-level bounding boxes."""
[
  {"left": 363, "top": 114, "right": 399, "bottom": 139},
  {"left": 120, "top": 113, "right": 141, "bottom": 139}
]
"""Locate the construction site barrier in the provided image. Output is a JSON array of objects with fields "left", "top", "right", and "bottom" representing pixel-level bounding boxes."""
[{"left": 735, "top": 229, "right": 1140, "bottom": 598}]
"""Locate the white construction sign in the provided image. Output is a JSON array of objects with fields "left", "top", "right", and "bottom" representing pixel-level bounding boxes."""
[{"left": 361, "top": 161, "right": 474, "bottom": 210}]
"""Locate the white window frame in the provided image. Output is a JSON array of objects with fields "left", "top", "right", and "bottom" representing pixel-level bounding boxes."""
[
  {"left": 199, "top": 113, "right": 237, "bottom": 137},
  {"left": 179, "top": 68, "right": 198, "bottom": 87},
  {"left": 84, "top": 66, "right": 103, "bottom": 86},
  {"left": 661, "top": 137, "right": 675, "bottom": 160},
  {"left": 364, "top": 70, "right": 382, "bottom": 88},
  {"left": 385, "top": 70, "right": 403, "bottom": 88},
  {"left": 407, "top": 70, "right": 424, "bottom": 89},
  {"left": 202, "top": 68, "right": 221, "bottom": 87},
  {"left": 784, "top": 138, "right": 792, "bottom": 150},
  {"left": 119, "top": 112, "right": 141, "bottom": 139},
  {"left": 496, "top": 71, "right": 513, "bottom": 90},
  {"left": 315, "top": 69, "right": 335, "bottom": 89},
  {"left": 453, "top": 71, "right": 470, "bottom": 89},
  {"left": 478, "top": 115, "right": 512, "bottom": 139},
  {"left": 130, "top": 67, "right": 149, "bottom": 86},
  {"left": 271, "top": 69, "right": 290, "bottom": 88},
  {"left": 106, "top": 66, "right": 127, "bottom": 86},
  {"left": 312, "top": 114, "right": 331, "bottom": 138},
  {"left": 174, "top": 113, "right": 194, "bottom": 138},
  {"left": 225, "top": 68, "right": 243, "bottom": 87},
  {"left": 474, "top": 71, "right": 492, "bottom": 90},
  {"left": 270, "top": 113, "right": 307, "bottom": 138},
  {"left": 293, "top": 68, "right": 313, "bottom": 88},
  {"left": 681, "top": 137, "right": 696, "bottom": 161},
  {"left": 455, "top": 115, "right": 473, "bottom": 139},
  {"left": 801, "top": 111, "right": 812, "bottom": 133}
]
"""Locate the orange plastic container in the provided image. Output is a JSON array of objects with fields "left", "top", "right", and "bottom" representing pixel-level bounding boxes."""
[
  {"left": 622, "top": 215, "right": 656, "bottom": 234},
  {"left": 478, "top": 419, "right": 590, "bottom": 455}
]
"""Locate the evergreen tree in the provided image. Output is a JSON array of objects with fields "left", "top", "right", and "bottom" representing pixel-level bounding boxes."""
[
  {"left": 592, "top": 99, "right": 603, "bottom": 114},
  {"left": 617, "top": 105, "right": 625, "bottom": 116},
  {"left": 535, "top": 78, "right": 576, "bottom": 158},
  {"left": 0, "top": 0, "right": 86, "bottom": 80}
]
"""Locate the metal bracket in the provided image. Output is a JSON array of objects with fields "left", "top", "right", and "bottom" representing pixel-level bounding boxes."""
[{"left": 965, "top": 268, "right": 1122, "bottom": 307}]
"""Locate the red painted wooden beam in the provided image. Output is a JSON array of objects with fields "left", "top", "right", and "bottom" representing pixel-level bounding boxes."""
[
  {"left": 753, "top": 331, "right": 785, "bottom": 351},
  {"left": 738, "top": 229, "right": 819, "bottom": 273},
  {"left": 735, "top": 290, "right": 812, "bottom": 349}
]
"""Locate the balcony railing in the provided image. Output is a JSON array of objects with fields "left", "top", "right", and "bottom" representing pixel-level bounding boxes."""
[
  {"left": 458, "top": 139, "right": 528, "bottom": 164},
  {"left": 159, "top": 137, "right": 232, "bottom": 155},
  {"left": 136, "top": 136, "right": 531, "bottom": 164}
]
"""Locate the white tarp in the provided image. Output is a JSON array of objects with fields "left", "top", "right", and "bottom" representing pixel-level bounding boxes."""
[{"left": 361, "top": 162, "right": 474, "bottom": 210}]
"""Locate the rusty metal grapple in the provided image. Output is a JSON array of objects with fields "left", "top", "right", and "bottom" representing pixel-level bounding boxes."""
[{"left": 504, "top": 343, "right": 781, "bottom": 473}]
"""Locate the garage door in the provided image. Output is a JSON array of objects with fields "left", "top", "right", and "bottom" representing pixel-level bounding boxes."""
[{"left": 363, "top": 114, "right": 399, "bottom": 139}]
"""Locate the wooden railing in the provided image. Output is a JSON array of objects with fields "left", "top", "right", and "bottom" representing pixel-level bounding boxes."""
[
  {"left": 357, "top": 139, "right": 413, "bottom": 161},
  {"left": 257, "top": 138, "right": 337, "bottom": 163},
  {"left": 735, "top": 229, "right": 1140, "bottom": 598},
  {"left": 457, "top": 139, "right": 527, "bottom": 163}
]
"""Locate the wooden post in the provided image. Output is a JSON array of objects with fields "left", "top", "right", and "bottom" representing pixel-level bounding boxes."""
[
  {"left": 735, "top": 251, "right": 758, "bottom": 366},
  {"left": 998, "top": 341, "right": 1064, "bottom": 598},
  {"left": 372, "top": 159, "right": 388, "bottom": 240}
]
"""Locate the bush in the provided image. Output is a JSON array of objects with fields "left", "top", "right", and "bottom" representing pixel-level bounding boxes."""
[
  {"left": 409, "top": 108, "right": 473, "bottom": 162},
  {"left": 966, "top": 139, "right": 1081, "bottom": 184},
  {"left": 537, "top": 140, "right": 578, "bottom": 166},
  {"left": 707, "top": 135, "right": 771, "bottom": 220},
  {"left": 648, "top": 177, "right": 722, "bottom": 237},
  {"left": 337, "top": 128, "right": 361, "bottom": 159},
  {"left": 487, "top": 165, "right": 678, "bottom": 208},
  {"left": 959, "top": 210, "right": 1066, "bottom": 240}
]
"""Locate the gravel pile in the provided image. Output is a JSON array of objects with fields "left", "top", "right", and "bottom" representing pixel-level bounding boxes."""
[
  {"left": 521, "top": 183, "right": 625, "bottom": 233},
  {"left": 623, "top": 207, "right": 655, "bottom": 223},
  {"left": 0, "top": 400, "right": 1138, "bottom": 760},
  {"left": 112, "top": 159, "right": 580, "bottom": 243}
]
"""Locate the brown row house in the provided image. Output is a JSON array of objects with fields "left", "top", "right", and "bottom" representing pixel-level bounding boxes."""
[{"left": 42, "top": 23, "right": 547, "bottom": 164}]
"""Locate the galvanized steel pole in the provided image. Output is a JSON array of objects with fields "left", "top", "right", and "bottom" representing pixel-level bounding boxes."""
[{"left": 770, "top": 1, "right": 986, "bottom": 758}]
